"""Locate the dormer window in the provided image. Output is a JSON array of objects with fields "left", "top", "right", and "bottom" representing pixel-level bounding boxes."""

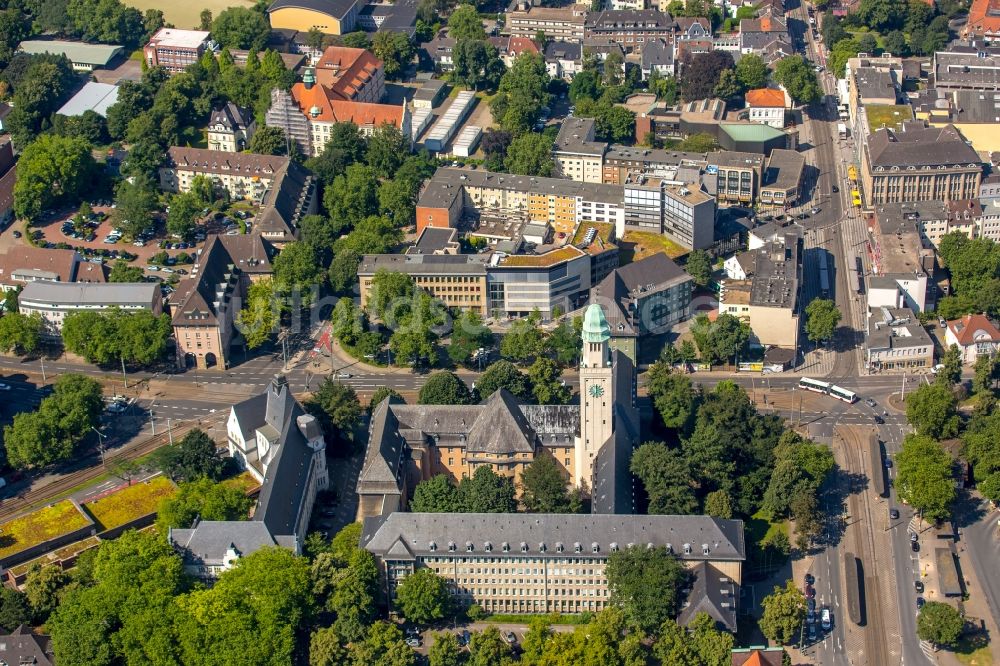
[
  {"left": 520, "top": 542, "right": 528, "bottom": 552},
  {"left": 448, "top": 541, "right": 456, "bottom": 552},
  {"left": 484, "top": 541, "right": 492, "bottom": 552},
  {"left": 466, "top": 541, "right": 474, "bottom": 552},
  {"left": 429, "top": 541, "right": 437, "bottom": 552},
  {"left": 684, "top": 543, "right": 692, "bottom": 555},
  {"left": 539, "top": 543, "right": 547, "bottom": 553},
  {"left": 556, "top": 542, "right": 564, "bottom": 553},
  {"left": 592, "top": 542, "right": 599, "bottom": 553},
  {"left": 574, "top": 542, "right": 582, "bottom": 553},
  {"left": 502, "top": 542, "right": 510, "bottom": 553}
]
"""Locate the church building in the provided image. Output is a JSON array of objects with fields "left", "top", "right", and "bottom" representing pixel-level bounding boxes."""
[{"left": 356, "top": 303, "right": 639, "bottom": 516}]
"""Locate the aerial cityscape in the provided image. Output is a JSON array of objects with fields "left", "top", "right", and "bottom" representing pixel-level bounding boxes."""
[{"left": 0, "top": 0, "right": 996, "bottom": 663}]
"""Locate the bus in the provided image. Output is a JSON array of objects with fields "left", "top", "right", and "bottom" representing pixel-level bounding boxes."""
[
  {"left": 799, "top": 377, "right": 831, "bottom": 394},
  {"left": 829, "top": 384, "right": 858, "bottom": 403}
]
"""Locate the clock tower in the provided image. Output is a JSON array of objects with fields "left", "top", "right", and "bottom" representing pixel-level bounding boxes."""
[{"left": 576, "top": 303, "right": 614, "bottom": 490}]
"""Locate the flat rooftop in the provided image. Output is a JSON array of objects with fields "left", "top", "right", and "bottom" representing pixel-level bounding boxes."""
[
  {"left": 147, "top": 28, "right": 210, "bottom": 49},
  {"left": 358, "top": 252, "right": 489, "bottom": 275},
  {"left": 496, "top": 245, "right": 586, "bottom": 268},
  {"left": 863, "top": 104, "right": 913, "bottom": 132}
]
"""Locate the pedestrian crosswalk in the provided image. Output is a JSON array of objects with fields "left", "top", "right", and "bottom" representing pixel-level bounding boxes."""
[{"left": 919, "top": 640, "right": 935, "bottom": 659}]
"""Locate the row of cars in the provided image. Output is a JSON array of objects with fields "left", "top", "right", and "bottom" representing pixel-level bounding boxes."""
[
  {"left": 403, "top": 627, "right": 515, "bottom": 650},
  {"left": 803, "top": 573, "right": 832, "bottom": 644}
]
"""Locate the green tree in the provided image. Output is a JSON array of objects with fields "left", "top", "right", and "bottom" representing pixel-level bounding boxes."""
[
  {"left": 689, "top": 611, "right": 736, "bottom": 666},
  {"left": 111, "top": 174, "right": 158, "bottom": 240},
  {"left": 14, "top": 134, "right": 97, "bottom": 220},
  {"left": 349, "top": 621, "right": 416, "bottom": 666},
  {"left": 468, "top": 627, "right": 511, "bottom": 666},
  {"left": 23, "top": 564, "right": 70, "bottom": 621},
  {"left": 937, "top": 344, "right": 963, "bottom": 386},
  {"left": 395, "top": 568, "right": 451, "bottom": 624},
  {"left": 156, "top": 477, "right": 253, "bottom": 531},
  {"left": 0, "top": 312, "right": 43, "bottom": 356},
  {"left": 527, "top": 357, "right": 571, "bottom": 404},
  {"left": 857, "top": 0, "right": 908, "bottom": 31},
  {"left": 762, "top": 433, "right": 834, "bottom": 519},
  {"left": 452, "top": 40, "right": 504, "bottom": 92},
  {"left": 0, "top": 586, "right": 31, "bottom": 630},
  {"left": 704, "top": 489, "right": 733, "bottom": 519},
  {"left": 306, "top": 122, "right": 366, "bottom": 185},
  {"left": 972, "top": 354, "right": 997, "bottom": 395},
  {"left": 235, "top": 277, "right": 282, "bottom": 349},
  {"left": 411, "top": 474, "right": 463, "bottom": 512},
  {"left": 152, "top": 428, "right": 225, "bottom": 482},
  {"left": 370, "top": 387, "right": 403, "bottom": 411},
  {"left": 630, "top": 441, "right": 699, "bottom": 515},
  {"left": 685, "top": 249, "right": 712, "bottom": 287},
  {"left": 489, "top": 53, "right": 551, "bottom": 133},
  {"left": 504, "top": 132, "right": 554, "bottom": 176},
  {"left": 882, "top": 30, "right": 909, "bottom": 56},
  {"left": 679, "top": 51, "right": 734, "bottom": 101},
  {"left": 645, "top": 362, "right": 696, "bottom": 430},
  {"left": 805, "top": 298, "right": 842, "bottom": 344},
  {"left": 735, "top": 53, "right": 769, "bottom": 90},
  {"left": 457, "top": 466, "right": 516, "bottom": 513},
  {"left": 906, "top": 381, "right": 961, "bottom": 439},
  {"left": 713, "top": 69, "right": 744, "bottom": 103},
  {"left": 711, "top": 313, "right": 751, "bottom": 365},
  {"left": 774, "top": 56, "right": 821, "bottom": 104},
  {"left": 546, "top": 319, "right": 581, "bottom": 366},
  {"left": 248, "top": 125, "right": 288, "bottom": 155},
  {"left": 500, "top": 316, "right": 546, "bottom": 363},
  {"left": 108, "top": 260, "right": 144, "bottom": 283},
  {"left": 211, "top": 6, "right": 271, "bottom": 50},
  {"left": 419, "top": 371, "right": 473, "bottom": 405},
  {"left": 448, "top": 309, "right": 492, "bottom": 367},
  {"left": 306, "top": 378, "right": 363, "bottom": 446},
  {"left": 366, "top": 123, "right": 409, "bottom": 179},
  {"left": 273, "top": 241, "right": 324, "bottom": 304},
  {"left": 895, "top": 434, "right": 956, "bottom": 523},
  {"left": 428, "top": 631, "right": 464, "bottom": 666},
  {"left": 62, "top": 309, "right": 172, "bottom": 366},
  {"left": 372, "top": 31, "right": 414, "bottom": 80},
  {"left": 759, "top": 580, "right": 805, "bottom": 645},
  {"left": 829, "top": 38, "right": 862, "bottom": 78},
  {"left": 606, "top": 545, "right": 688, "bottom": 633},
  {"left": 448, "top": 4, "right": 486, "bottom": 41},
  {"left": 916, "top": 601, "right": 964, "bottom": 646},
  {"left": 329, "top": 249, "right": 361, "bottom": 294},
  {"left": 520, "top": 453, "right": 578, "bottom": 513},
  {"left": 325, "top": 163, "right": 380, "bottom": 231},
  {"left": 653, "top": 617, "right": 700, "bottom": 665},
  {"left": 475, "top": 360, "right": 532, "bottom": 401},
  {"left": 310, "top": 626, "right": 349, "bottom": 666}
]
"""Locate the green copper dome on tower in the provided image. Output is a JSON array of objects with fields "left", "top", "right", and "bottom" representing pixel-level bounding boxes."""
[{"left": 582, "top": 303, "right": 610, "bottom": 343}]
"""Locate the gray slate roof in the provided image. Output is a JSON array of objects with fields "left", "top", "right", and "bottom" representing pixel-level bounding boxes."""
[
  {"left": 677, "top": 561, "right": 739, "bottom": 631},
  {"left": 169, "top": 520, "right": 296, "bottom": 565},
  {"left": 867, "top": 122, "right": 982, "bottom": 168},
  {"left": 362, "top": 512, "right": 747, "bottom": 561},
  {"left": 19, "top": 280, "right": 157, "bottom": 307}
]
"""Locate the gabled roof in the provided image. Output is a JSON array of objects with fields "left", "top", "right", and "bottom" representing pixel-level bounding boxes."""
[
  {"left": 0, "top": 246, "right": 77, "bottom": 286},
  {"left": 677, "top": 561, "right": 739, "bottom": 631},
  {"left": 169, "top": 520, "right": 284, "bottom": 565},
  {"left": 967, "top": 0, "right": 1000, "bottom": 35},
  {"left": 641, "top": 38, "right": 673, "bottom": 68},
  {"left": 314, "top": 46, "right": 383, "bottom": 100},
  {"left": 0, "top": 625, "right": 54, "bottom": 666},
  {"left": 947, "top": 313, "right": 1000, "bottom": 345},
  {"left": 466, "top": 389, "right": 536, "bottom": 454},
  {"left": 357, "top": 398, "right": 409, "bottom": 496},
  {"left": 867, "top": 122, "right": 982, "bottom": 168},
  {"left": 209, "top": 102, "right": 253, "bottom": 132},
  {"left": 291, "top": 80, "right": 405, "bottom": 127}
]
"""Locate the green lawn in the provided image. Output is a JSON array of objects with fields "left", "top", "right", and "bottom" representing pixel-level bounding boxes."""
[
  {"left": 865, "top": 105, "right": 913, "bottom": 132},
  {"left": 746, "top": 509, "right": 790, "bottom": 577},
  {"left": 955, "top": 632, "right": 993, "bottom": 666},
  {"left": 620, "top": 230, "right": 688, "bottom": 264}
]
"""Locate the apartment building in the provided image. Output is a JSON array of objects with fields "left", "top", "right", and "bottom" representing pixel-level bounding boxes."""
[
  {"left": 554, "top": 118, "right": 607, "bottom": 184},
  {"left": 19, "top": 282, "right": 161, "bottom": 335},
  {"left": 585, "top": 10, "right": 676, "bottom": 53},
  {"left": 169, "top": 234, "right": 274, "bottom": 370},
  {"left": 416, "top": 168, "right": 625, "bottom": 237},
  {"left": 206, "top": 103, "right": 255, "bottom": 153},
  {"left": 142, "top": 28, "right": 210, "bottom": 73},
  {"left": 760, "top": 149, "right": 805, "bottom": 208},
  {"left": 590, "top": 252, "right": 693, "bottom": 362},
  {"left": 865, "top": 306, "right": 934, "bottom": 372},
  {"left": 358, "top": 253, "right": 490, "bottom": 316},
  {"left": 718, "top": 232, "right": 801, "bottom": 350},
  {"left": 266, "top": 68, "right": 409, "bottom": 157},
  {"left": 603, "top": 145, "right": 707, "bottom": 185},
  {"left": 945, "top": 313, "right": 1000, "bottom": 364},
  {"left": 860, "top": 121, "right": 983, "bottom": 205},
  {"left": 506, "top": 3, "right": 588, "bottom": 41},
  {"left": 159, "top": 147, "right": 316, "bottom": 244},
  {"left": 361, "top": 513, "right": 745, "bottom": 618},
  {"left": 712, "top": 151, "right": 765, "bottom": 205}
]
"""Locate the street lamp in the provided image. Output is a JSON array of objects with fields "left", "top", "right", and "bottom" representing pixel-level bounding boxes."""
[{"left": 90, "top": 427, "right": 107, "bottom": 466}]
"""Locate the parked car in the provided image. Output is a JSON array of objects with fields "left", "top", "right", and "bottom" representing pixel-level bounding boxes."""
[
  {"left": 12, "top": 231, "right": 20, "bottom": 238},
  {"left": 821, "top": 608, "right": 832, "bottom": 630},
  {"left": 916, "top": 597, "right": 925, "bottom": 609},
  {"left": 808, "top": 623, "right": 817, "bottom": 641},
  {"left": 404, "top": 637, "right": 421, "bottom": 648},
  {"left": 336, "top": 372, "right": 353, "bottom": 379},
  {"left": 805, "top": 573, "right": 815, "bottom": 586},
  {"left": 504, "top": 631, "right": 517, "bottom": 645},
  {"left": 458, "top": 630, "right": 471, "bottom": 646},
  {"left": 884, "top": 458, "right": 893, "bottom": 468},
  {"left": 805, "top": 585, "right": 815, "bottom": 599},
  {"left": 910, "top": 532, "right": 918, "bottom": 542},
  {"left": 807, "top": 597, "right": 816, "bottom": 611},
  {"left": 147, "top": 265, "right": 160, "bottom": 271},
  {"left": 807, "top": 609, "right": 816, "bottom": 624},
  {"left": 889, "top": 508, "right": 899, "bottom": 519},
  {"left": 915, "top": 581, "right": 924, "bottom": 593},
  {"left": 911, "top": 541, "right": 920, "bottom": 552}
]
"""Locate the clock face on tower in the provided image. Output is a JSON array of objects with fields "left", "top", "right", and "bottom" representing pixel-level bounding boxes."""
[{"left": 589, "top": 384, "right": 605, "bottom": 398}]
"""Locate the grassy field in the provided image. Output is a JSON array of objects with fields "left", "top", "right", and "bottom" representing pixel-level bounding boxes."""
[
  {"left": 123, "top": 0, "right": 252, "bottom": 30},
  {"left": 83, "top": 475, "right": 177, "bottom": 531},
  {"left": 0, "top": 501, "right": 91, "bottom": 560}
]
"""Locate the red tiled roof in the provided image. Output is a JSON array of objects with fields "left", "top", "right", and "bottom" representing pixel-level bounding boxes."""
[
  {"left": 967, "top": 0, "right": 1000, "bottom": 35},
  {"left": 314, "top": 46, "right": 383, "bottom": 101},
  {"left": 507, "top": 37, "right": 540, "bottom": 56},
  {"left": 0, "top": 246, "right": 77, "bottom": 286},
  {"left": 745, "top": 88, "right": 786, "bottom": 108},
  {"left": 291, "top": 82, "right": 404, "bottom": 127},
  {"left": 947, "top": 314, "right": 1000, "bottom": 345}
]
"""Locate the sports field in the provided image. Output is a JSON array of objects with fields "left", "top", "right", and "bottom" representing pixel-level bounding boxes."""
[{"left": 124, "top": 0, "right": 253, "bottom": 31}]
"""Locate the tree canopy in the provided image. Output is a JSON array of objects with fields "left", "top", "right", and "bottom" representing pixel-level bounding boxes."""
[
  {"left": 605, "top": 545, "right": 688, "bottom": 633},
  {"left": 895, "top": 434, "right": 956, "bottom": 523}
]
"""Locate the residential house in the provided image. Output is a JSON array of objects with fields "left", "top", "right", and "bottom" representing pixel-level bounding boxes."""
[
  {"left": 507, "top": 3, "right": 588, "bottom": 41},
  {"left": 945, "top": 313, "right": 1000, "bottom": 363},
  {"left": 206, "top": 103, "right": 256, "bottom": 153},
  {"left": 490, "top": 35, "right": 540, "bottom": 68},
  {"left": 738, "top": 14, "right": 789, "bottom": 54},
  {"left": 585, "top": 10, "right": 676, "bottom": 53},
  {"left": 544, "top": 41, "right": 583, "bottom": 80},
  {"left": 641, "top": 38, "right": 674, "bottom": 78},
  {"left": 744, "top": 88, "right": 787, "bottom": 129},
  {"left": 0, "top": 625, "right": 54, "bottom": 666}
]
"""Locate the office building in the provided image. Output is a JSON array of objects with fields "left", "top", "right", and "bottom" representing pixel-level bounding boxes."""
[
  {"left": 359, "top": 253, "right": 490, "bottom": 316},
  {"left": 869, "top": 206, "right": 937, "bottom": 312},
  {"left": 760, "top": 149, "right": 805, "bottom": 208},
  {"left": 19, "top": 282, "right": 161, "bottom": 335},
  {"left": 361, "top": 512, "right": 745, "bottom": 618},
  {"left": 170, "top": 377, "right": 328, "bottom": 578},
  {"left": 865, "top": 306, "right": 934, "bottom": 372},
  {"left": 506, "top": 2, "right": 588, "bottom": 41},
  {"left": 718, "top": 232, "right": 801, "bottom": 350},
  {"left": 590, "top": 252, "right": 693, "bottom": 362},
  {"left": 142, "top": 29, "right": 210, "bottom": 73},
  {"left": 860, "top": 121, "right": 983, "bottom": 205},
  {"left": 933, "top": 46, "right": 1000, "bottom": 90},
  {"left": 358, "top": 303, "right": 640, "bottom": 515},
  {"left": 712, "top": 151, "right": 765, "bottom": 205}
]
